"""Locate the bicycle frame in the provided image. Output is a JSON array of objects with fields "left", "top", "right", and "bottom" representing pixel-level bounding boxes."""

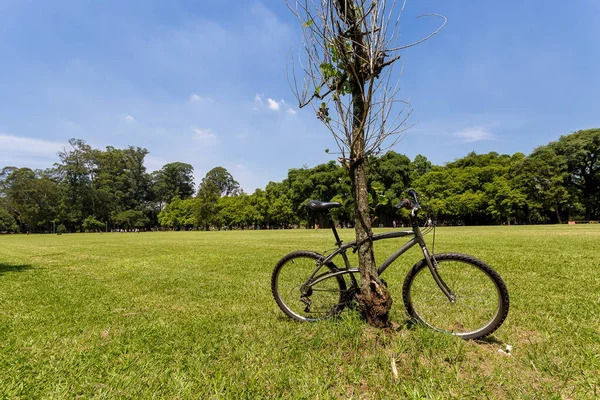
[{"left": 306, "top": 211, "right": 456, "bottom": 302}]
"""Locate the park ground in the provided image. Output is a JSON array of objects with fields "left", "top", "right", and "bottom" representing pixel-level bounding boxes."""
[{"left": 0, "top": 225, "right": 599, "bottom": 398}]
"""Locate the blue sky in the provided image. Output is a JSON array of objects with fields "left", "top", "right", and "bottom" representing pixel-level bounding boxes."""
[{"left": 1, "top": 0, "right": 599, "bottom": 193}]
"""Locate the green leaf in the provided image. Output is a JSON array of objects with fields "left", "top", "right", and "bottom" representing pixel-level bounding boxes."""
[{"left": 303, "top": 20, "right": 314, "bottom": 27}]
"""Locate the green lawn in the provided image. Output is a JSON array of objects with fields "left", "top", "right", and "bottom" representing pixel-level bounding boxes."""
[{"left": 1, "top": 226, "right": 599, "bottom": 398}]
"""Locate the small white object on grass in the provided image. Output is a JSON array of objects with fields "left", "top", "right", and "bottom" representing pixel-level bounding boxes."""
[
  {"left": 498, "top": 344, "right": 513, "bottom": 356},
  {"left": 391, "top": 357, "right": 399, "bottom": 381}
]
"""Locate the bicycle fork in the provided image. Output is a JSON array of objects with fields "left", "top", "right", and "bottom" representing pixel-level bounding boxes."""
[{"left": 421, "top": 246, "right": 456, "bottom": 303}]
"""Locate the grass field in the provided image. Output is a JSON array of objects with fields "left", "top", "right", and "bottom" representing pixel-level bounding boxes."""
[{"left": 1, "top": 225, "right": 599, "bottom": 398}]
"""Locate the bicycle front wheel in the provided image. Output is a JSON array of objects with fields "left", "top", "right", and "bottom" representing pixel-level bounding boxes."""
[
  {"left": 402, "top": 253, "right": 509, "bottom": 340},
  {"left": 271, "top": 251, "right": 347, "bottom": 322}
]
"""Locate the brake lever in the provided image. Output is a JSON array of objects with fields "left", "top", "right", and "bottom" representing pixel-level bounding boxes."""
[
  {"left": 395, "top": 199, "right": 412, "bottom": 209},
  {"left": 405, "top": 189, "right": 420, "bottom": 208}
]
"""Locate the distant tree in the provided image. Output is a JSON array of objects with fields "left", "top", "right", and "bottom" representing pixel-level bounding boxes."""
[
  {"left": 199, "top": 167, "right": 241, "bottom": 198},
  {"left": 92, "top": 146, "right": 152, "bottom": 224},
  {"left": 268, "top": 195, "right": 295, "bottom": 228},
  {"left": 82, "top": 216, "right": 105, "bottom": 232},
  {"left": 158, "top": 197, "right": 197, "bottom": 230},
  {"left": 0, "top": 206, "right": 18, "bottom": 232},
  {"left": 552, "top": 129, "right": 600, "bottom": 220},
  {"left": 483, "top": 176, "right": 527, "bottom": 225},
  {"left": 1, "top": 168, "right": 61, "bottom": 232},
  {"left": 56, "top": 138, "right": 95, "bottom": 231},
  {"left": 113, "top": 210, "right": 149, "bottom": 229},
  {"left": 367, "top": 151, "right": 412, "bottom": 225},
  {"left": 250, "top": 189, "right": 269, "bottom": 228},
  {"left": 195, "top": 167, "right": 240, "bottom": 230},
  {"left": 152, "top": 162, "right": 195, "bottom": 210},
  {"left": 516, "top": 146, "right": 571, "bottom": 223},
  {"left": 415, "top": 151, "right": 517, "bottom": 225},
  {"left": 411, "top": 154, "right": 433, "bottom": 181}
]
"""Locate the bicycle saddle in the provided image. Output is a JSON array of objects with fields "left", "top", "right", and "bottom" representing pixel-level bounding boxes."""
[{"left": 306, "top": 200, "right": 342, "bottom": 212}]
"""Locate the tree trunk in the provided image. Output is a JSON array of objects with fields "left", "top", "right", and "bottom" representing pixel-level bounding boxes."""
[
  {"left": 333, "top": 0, "right": 392, "bottom": 327},
  {"left": 585, "top": 203, "right": 592, "bottom": 222},
  {"left": 350, "top": 160, "right": 392, "bottom": 328}
]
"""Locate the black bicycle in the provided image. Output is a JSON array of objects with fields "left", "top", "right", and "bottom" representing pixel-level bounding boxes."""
[{"left": 271, "top": 190, "right": 509, "bottom": 340}]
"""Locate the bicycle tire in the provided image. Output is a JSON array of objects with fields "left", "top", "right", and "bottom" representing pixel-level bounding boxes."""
[
  {"left": 271, "top": 250, "right": 347, "bottom": 322},
  {"left": 402, "top": 253, "right": 509, "bottom": 340}
]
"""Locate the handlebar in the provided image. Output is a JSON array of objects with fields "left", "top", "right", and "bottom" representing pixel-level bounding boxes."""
[{"left": 395, "top": 189, "right": 421, "bottom": 217}]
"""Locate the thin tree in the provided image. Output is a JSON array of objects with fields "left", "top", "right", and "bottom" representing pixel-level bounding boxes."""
[{"left": 287, "top": 0, "right": 445, "bottom": 327}]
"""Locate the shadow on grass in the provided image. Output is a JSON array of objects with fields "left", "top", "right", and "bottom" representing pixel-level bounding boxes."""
[
  {"left": 475, "top": 335, "right": 504, "bottom": 346},
  {"left": 0, "top": 263, "right": 34, "bottom": 275}
]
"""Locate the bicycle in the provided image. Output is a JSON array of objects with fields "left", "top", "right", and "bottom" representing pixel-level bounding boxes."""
[{"left": 271, "top": 190, "right": 509, "bottom": 340}]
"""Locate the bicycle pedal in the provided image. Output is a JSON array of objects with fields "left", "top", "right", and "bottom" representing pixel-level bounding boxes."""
[{"left": 301, "top": 296, "right": 312, "bottom": 312}]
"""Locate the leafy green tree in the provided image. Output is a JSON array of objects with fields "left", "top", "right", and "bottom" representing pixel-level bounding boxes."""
[
  {"left": 82, "top": 216, "right": 105, "bottom": 232},
  {"left": 113, "top": 210, "right": 149, "bottom": 229},
  {"left": 0, "top": 206, "right": 18, "bottom": 232},
  {"left": 195, "top": 167, "right": 240, "bottom": 230},
  {"left": 552, "top": 129, "right": 600, "bottom": 220},
  {"left": 484, "top": 176, "right": 527, "bottom": 225},
  {"left": 415, "top": 152, "right": 517, "bottom": 225},
  {"left": 411, "top": 154, "right": 433, "bottom": 182},
  {"left": 152, "top": 162, "right": 195, "bottom": 210},
  {"left": 249, "top": 189, "right": 269, "bottom": 228},
  {"left": 1, "top": 168, "right": 61, "bottom": 232},
  {"left": 367, "top": 151, "right": 412, "bottom": 225},
  {"left": 285, "top": 161, "right": 350, "bottom": 227},
  {"left": 199, "top": 167, "right": 241, "bottom": 197},
  {"left": 268, "top": 195, "right": 295, "bottom": 228},
  {"left": 516, "top": 146, "right": 571, "bottom": 223},
  {"left": 56, "top": 139, "right": 95, "bottom": 231},
  {"left": 158, "top": 197, "right": 197, "bottom": 230},
  {"left": 92, "top": 146, "right": 152, "bottom": 224}
]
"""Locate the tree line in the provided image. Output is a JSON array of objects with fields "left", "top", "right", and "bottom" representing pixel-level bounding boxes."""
[{"left": 0, "top": 129, "right": 598, "bottom": 233}]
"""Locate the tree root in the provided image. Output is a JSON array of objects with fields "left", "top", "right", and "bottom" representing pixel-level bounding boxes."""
[{"left": 357, "top": 279, "right": 393, "bottom": 328}]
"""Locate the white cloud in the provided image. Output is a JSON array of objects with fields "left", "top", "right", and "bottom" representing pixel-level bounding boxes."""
[
  {"left": 453, "top": 127, "right": 495, "bottom": 143},
  {"left": 254, "top": 94, "right": 297, "bottom": 114},
  {"left": 0, "top": 133, "right": 64, "bottom": 155},
  {"left": 267, "top": 98, "right": 280, "bottom": 111},
  {"left": 254, "top": 93, "right": 265, "bottom": 107},
  {"left": 190, "top": 94, "right": 212, "bottom": 102},
  {"left": 235, "top": 164, "right": 245, "bottom": 169},
  {"left": 193, "top": 128, "right": 217, "bottom": 139},
  {"left": 122, "top": 114, "right": 136, "bottom": 122}
]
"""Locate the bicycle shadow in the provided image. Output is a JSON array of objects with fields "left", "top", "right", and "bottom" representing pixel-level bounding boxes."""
[
  {"left": 0, "top": 263, "right": 34, "bottom": 276},
  {"left": 474, "top": 335, "right": 505, "bottom": 346}
]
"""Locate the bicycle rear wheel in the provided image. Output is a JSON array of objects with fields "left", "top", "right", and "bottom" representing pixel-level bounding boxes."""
[
  {"left": 271, "top": 251, "right": 347, "bottom": 322},
  {"left": 402, "top": 253, "right": 509, "bottom": 340}
]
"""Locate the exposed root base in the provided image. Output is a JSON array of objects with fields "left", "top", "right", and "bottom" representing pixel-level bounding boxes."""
[{"left": 357, "top": 279, "right": 393, "bottom": 328}]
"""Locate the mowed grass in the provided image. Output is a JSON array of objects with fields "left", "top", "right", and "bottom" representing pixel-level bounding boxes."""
[{"left": 0, "top": 225, "right": 599, "bottom": 399}]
